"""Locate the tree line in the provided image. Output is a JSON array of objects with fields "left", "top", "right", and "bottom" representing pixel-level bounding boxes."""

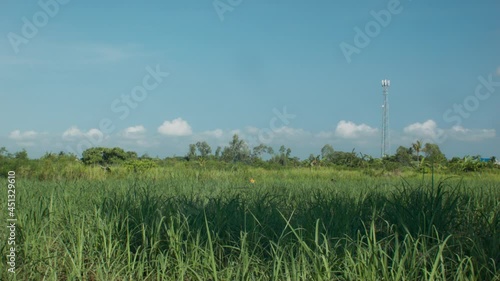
[{"left": 0, "top": 134, "right": 498, "bottom": 176}]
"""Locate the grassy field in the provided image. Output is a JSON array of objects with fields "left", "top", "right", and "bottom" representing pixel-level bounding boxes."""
[{"left": 1, "top": 167, "right": 499, "bottom": 280}]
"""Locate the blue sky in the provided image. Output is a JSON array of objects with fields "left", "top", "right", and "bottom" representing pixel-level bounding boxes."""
[{"left": 1, "top": 0, "right": 499, "bottom": 159}]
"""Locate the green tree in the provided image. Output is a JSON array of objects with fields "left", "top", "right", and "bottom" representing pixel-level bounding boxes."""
[
  {"left": 124, "top": 158, "right": 157, "bottom": 173},
  {"left": 306, "top": 154, "right": 321, "bottom": 168},
  {"left": 0, "top": 147, "right": 10, "bottom": 158},
  {"left": 214, "top": 146, "right": 222, "bottom": 159},
  {"left": 422, "top": 143, "right": 446, "bottom": 164},
  {"left": 252, "top": 144, "right": 271, "bottom": 159},
  {"left": 412, "top": 140, "right": 422, "bottom": 162},
  {"left": 271, "top": 145, "right": 292, "bottom": 166},
  {"left": 82, "top": 148, "right": 103, "bottom": 165},
  {"left": 395, "top": 146, "right": 412, "bottom": 166},
  {"left": 139, "top": 153, "right": 152, "bottom": 160},
  {"left": 81, "top": 147, "right": 130, "bottom": 165},
  {"left": 221, "top": 134, "right": 250, "bottom": 163},
  {"left": 187, "top": 144, "right": 197, "bottom": 161},
  {"left": 14, "top": 149, "right": 28, "bottom": 160},
  {"left": 321, "top": 144, "right": 334, "bottom": 162},
  {"left": 106, "top": 147, "right": 128, "bottom": 163},
  {"left": 329, "top": 149, "right": 362, "bottom": 168},
  {"left": 195, "top": 141, "right": 212, "bottom": 158},
  {"left": 127, "top": 151, "right": 138, "bottom": 159},
  {"left": 41, "top": 152, "right": 57, "bottom": 161}
]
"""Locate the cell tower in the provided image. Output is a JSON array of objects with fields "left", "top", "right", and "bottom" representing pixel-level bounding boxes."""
[{"left": 381, "top": 79, "right": 390, "bottom": 158}]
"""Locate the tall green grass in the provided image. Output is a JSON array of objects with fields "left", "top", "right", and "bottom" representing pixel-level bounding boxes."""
[{"left": 0, "top": 169, "right": 499, "bottom": 280}]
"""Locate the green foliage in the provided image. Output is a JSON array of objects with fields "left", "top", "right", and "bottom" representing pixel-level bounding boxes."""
[
  {"left": 221, "top": 134, "right": 250, "bottom": 163},
  {"left": 123, "top": 159, "right": 158, "bottom": 173},
  {"left": 395, "top": 145, "right": 413, "bottom": 166},
  {"left": 126, "top": 150, "right": 138, "bottom": 159},
  {"left": 422, "top": 143, "right": 447, "bottom": 164},
  {"left": 448, "top": 155, "right": 492, "bottom": 173},
  {"left": 252, "top": 144, "right": 274, "bottom": 160},
  {"left": 327, "top": 149, "right": 362, "bottom": 167},
  {"left": 0, "top": 146, "right": 10, "bottom": 158},
  {"left": 196, "top": 141, "right": 212, "bottom": 158},
  {"left": 81, "top": 147, "right": 132, "bottom": 165},
  {"left": 387, "top": 180, "right": 461, "bottom": 237},
  {"left": 412, "top": 140, "right": 423, "bottom": 162},
  {"left": 0, "top": 147, "right": 33, "bottom": 176},
  {"left": 214, "top": 146, "right": 222, "bottom": 159},
  {"left": 186, "top": 144, "right": 197, "bottom": 161},
  {"left": 270, "top": 145, "right": 293, "bottom": 166},
  {"left": 14, "top": 148, "right": 28, "bottom": 160},
  {"left": 321, "top": 144, "right": 335, "bottom": 162},
  {"left": 82, "top": 147, "right": 105, "bottom": 165},
  {"left": 1, "top": 173, "right": 498, "bottom": 280},
  {"left": 1, "top": 141, "right": 499, "bottom": 180}
]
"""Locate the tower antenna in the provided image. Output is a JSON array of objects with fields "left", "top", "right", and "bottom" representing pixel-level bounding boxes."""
[{"left": 381, "top": 79, "right": 390, "bottom": 158}]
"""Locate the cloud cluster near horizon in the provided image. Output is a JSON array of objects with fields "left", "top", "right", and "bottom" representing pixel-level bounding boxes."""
[
  {"left": 5, "top": 117, "right": 496, "bottom": 158},
  {"left": 157, "top": 118, "right": 193, "bottom": 137}
]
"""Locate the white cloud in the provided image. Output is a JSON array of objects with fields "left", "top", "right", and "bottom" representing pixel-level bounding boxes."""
[
  {"left": 229, "top": 129, "right": 241, "bottom": 136},
  {"left": 135, "top": 139, "right": 160, "bottom": 147},
  {"left": 335, "top": 120, "right": 378, "bottom": 139},
  {"left": 62, "top": 127, "right": 83, "bottom": 139},
  {"left": 16, "top": 142, "right": 36, "bottom": 147},
  {"left": 62, "top": 126, "right": 104, "bottom": 141},
  {"left": 403, "top": 120, "right": 442, "bottom": 140},
  {"left": 9, "top": 130, "right": 38, "bottom": 141},
  {"left": 245, "top": 126, "right": 260, "bottom": 134},
  {"left": 158, "top": 118, "right": 192, "bottom": 136},
  {"left": 8, "top": 130, "right": 50, "bottom": 147},
  {"left": 315, "top": 131, "right": 334, "bottom": 138},
  {"left": 201, "top": 129, "right": 224, "bottom": 139},
  {"left": 122, "top": 125, "right": 146, "bottom": 139},
  {"left": 238, "top": 126, "right": 311, "bottom": 147},
  {"left": 449, "top": 126, "right": 495, "bottom": 141},
  {"left": 87, "top": 129, "right": 103, "bottom": 138},
  {"left": 403, "top": 120, "right": 495, "bottom": 142},
  {"left": 273, "top": 126, "right": 310, "bottom": 137}
]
